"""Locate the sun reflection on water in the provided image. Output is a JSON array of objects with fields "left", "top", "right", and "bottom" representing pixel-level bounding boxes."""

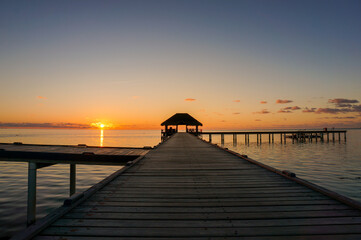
[{"left": 100, "top": 129, "right": 104, "bottom": 147}]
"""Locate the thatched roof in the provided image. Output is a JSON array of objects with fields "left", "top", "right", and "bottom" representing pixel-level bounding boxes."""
[{"left": 161, "top": 113, "right": 202, "bottom": 126}]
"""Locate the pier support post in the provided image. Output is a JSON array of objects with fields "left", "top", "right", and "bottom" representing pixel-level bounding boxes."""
[
  {"left": 257, "top": 134, "right": 259, "bottom": 144},
  {"left": 260, "top": 134, "right": 262, "bottom": 144},
  {"left": 272, "top": 134, "right": 274, "bottom": 143},
  {"left": 338, "top": 132, "right": 341, "bottom": 142},
  {"left": 269, "top": 134, "right": 271, "bottom": 144},
  {"left": 27, "top": 162, "right": 37, "bottom": 226},
  {"left": 327, "top": 133, "right": 329, "bottom": 142},
  {"left": 209, "top": 134, "right": 212, "bottom": 143},
  {"left": 233, "top": 134, "right": 237, "bottom": 145},
  {"left": 280, "top": 133, "right": 283, "bottom": 144},
  {"left": 292, "top": 134, "right": 294, "bottom": 144},
  {"left": 321, "top": 133, "right": 324, "bottom": 142},
  {"left": 332, "top": 132, "right": 335, "bottom": 142},
  {"left": 70, "top": 164, "right": 76, "bottom": 196},
  {"left": 247, "top": 134, "right": 250, "bottom": 145},
  {"left": 344, "top": 132, "right": 347, "bottom": 142},
  {"left": 315, "top": 133, "right": 318, "bottom": 143},
  {"left": 221, "top": 134, "right": 224, "bottom": 145},
  {"left": 284, "top": 133, "right": 286, "bottom": 144}
]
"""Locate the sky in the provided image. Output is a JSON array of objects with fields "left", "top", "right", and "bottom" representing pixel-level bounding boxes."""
[{"left": 1, "top": 0, "right": 360, "bottom": 130}]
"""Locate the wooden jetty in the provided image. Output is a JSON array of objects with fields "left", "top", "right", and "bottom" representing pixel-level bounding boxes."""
[
  {"left": 0, "top": 143, "right": 149, "bottom": 227},
  {"left": 202, "top": 130, "right": 347, "bottom": 144},
  {"left": 11, "top": 133, "right": 361, "bottom": 239}
]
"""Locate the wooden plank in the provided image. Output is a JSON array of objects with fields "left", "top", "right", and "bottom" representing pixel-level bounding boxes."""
[
  {"left": 52, "top": 216, "right": 361, "bottom": 228},
  {"left": 71, "top": 204, "right": 350, "bottom": 213},
  {"left": 33, "top": 235, "right": 361, "bottom": 240},
  {"left": 63, "top": 209, "right": 361, "bottom": 220},
  {"left": 40, "top": 224, "right": 361, "bottom": 237}
]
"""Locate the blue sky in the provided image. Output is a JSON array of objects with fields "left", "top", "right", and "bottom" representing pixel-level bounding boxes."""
[{"left": 1, "top": 0, "right": 360, "bottom": 129}]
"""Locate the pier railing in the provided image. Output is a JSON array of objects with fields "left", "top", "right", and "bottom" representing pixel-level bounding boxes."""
[{"left": 201, "top": 130, "right": 347, "bottom": 145}]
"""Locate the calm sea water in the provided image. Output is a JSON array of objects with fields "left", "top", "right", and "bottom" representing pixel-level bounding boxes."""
[{"left": 0, "top": 128, "right": 360, "bottom": 238}]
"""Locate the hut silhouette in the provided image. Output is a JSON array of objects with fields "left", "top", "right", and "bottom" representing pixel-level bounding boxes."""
[{"left": 161, "top": 113, "right": 202, "bottom": 137}]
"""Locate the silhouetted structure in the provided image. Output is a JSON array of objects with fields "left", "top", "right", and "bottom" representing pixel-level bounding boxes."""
[{"left": 161, "top": 113, "right": 202, "bottom": 138}]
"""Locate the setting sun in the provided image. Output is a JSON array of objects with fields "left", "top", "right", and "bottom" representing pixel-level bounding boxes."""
[{"left": 100, "top": 124, "right": 105, "bottom": 129}]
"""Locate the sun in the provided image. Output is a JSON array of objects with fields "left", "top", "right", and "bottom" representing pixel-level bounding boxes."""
[{"left": 100, "top": 124, "right": 105, "bottom": 129}]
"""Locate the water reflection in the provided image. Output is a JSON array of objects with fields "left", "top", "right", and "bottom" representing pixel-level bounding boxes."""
[{"left": 100, "top": 129, "right": 104, "bottom": 147}]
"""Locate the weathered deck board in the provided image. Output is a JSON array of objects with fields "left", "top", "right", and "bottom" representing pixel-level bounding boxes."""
[{"left": 13, "top": 133, "right": 361, "bottom": 239}]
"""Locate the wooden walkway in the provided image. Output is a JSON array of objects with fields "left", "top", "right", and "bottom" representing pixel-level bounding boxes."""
[
  {"left": 0, "top": 143, "right": 149, "bottom": 164},
  {"left": 13, "top": 133, "right": 361, "bottom": 239}
]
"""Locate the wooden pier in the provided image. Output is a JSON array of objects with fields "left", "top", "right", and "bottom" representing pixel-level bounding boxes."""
[
  {"left": 10, "top": 132, "right": 361, "bottom": 239},
  {"left": 202, "top": 130, "right": 347, "bottom": 145}
]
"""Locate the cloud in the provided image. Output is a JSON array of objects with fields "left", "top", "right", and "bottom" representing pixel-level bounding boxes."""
[
  {"left": 303, "top": 107, "right": 316, "bottom": 113},
  {"left": 276, "top": 99, "right": 293, "bottom": 104},
  {"left": 0, "top": 122, "right": 91, "bottom": 129},
  {"left": 254, "top": 109, "right": 270, "bottom": 114},
  {"left": 233, "top": 112, "right": 240, "bottom": 115},
  {"left": 185, "top": 98, "right": 196, "bottom": 101},
  {"left": 315, "top": 108, "right": 350, "bottom": 114},
  {"left": 255, "top": 119, "right": 261, "bottom": 121},
  {"left": 320, "top": 116, "right": 356, "bottom": 119},
  {"left": 260, "top": 101, "right": 267, "bottom": 104},
  {"left": 328, "top": 98, "right": 359, "bottom": 107},
  {"left": 233, "top": 100, "right": 240, "bottom": 103},
  {"left": 37, "top": 96, "right": 47, "bottom": 100},
  {"left": 278, "top": 109, "right": 292, "bottom": 113}
]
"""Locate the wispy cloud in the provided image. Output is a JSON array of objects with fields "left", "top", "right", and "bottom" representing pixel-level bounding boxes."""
[
  {"left": 320, "top": 116, "right": 357, "bottom": 119},
  {"left": 278, "top": 109, "right": 292, "bottom": 113},
  {"left": 185, "top": 98, "right": 196, "bottom": 101},
  {"left": 328, "top": 98, "right": 359, "bottom": 107},
  {"left": 37, "top": 96, "right": 47, "bottom": 100},
  {"left": 254, "top": 109, "right": 270, "bottom": 114},
  {"left": 276, "top": 99, "right": 293, "bottom": 104},
  {"left": 303, "top": 107, "right": 316, "bottom": 113},
  {"left": 233, "top": 100, "right": 240, "bottom": 103},
  {"left": 315, "top": 104, "right": 361, "bottom": 114},
  {"left": 233, "top": 112, "right": 240, "bottom": 115},
  {"left": 260, "top": 101, "right": 267, "bottom": 104},
  {"left": 255, "top": 119, "right": 261, "bottom": 121}
]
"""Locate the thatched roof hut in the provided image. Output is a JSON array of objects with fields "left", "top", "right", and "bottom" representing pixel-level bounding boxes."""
[
  {"left": 161, "top": 113, "right": 202, "bottom": 136},
  {"left": 161, "top": 113, "right": 202, "bottom": 127}
]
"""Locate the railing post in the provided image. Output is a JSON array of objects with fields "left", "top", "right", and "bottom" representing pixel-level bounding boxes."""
[
  {"left": 27, "top": 162, "right": 37, "bottom": 226},
  {"left": 70, "top": 164, "right": 76, "bottom": 196}
]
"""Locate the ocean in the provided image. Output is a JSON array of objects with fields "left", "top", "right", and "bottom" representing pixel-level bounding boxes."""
[{"left": 0, "top": 128, "right": 360, "bottom": 238}]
